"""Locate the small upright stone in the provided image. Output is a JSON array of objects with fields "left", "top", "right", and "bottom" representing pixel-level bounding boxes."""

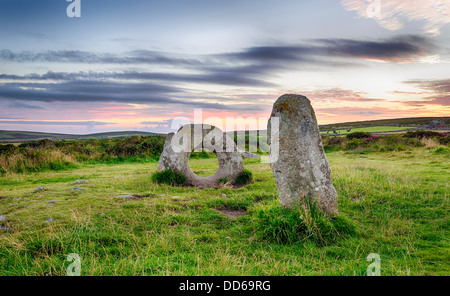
[
  {"left": 70, "top": 180, "right": 89, "bottom": 185},
  {"left": 0, "top": 216, "right": 6, "bottom": 221},
  {"left": 268, "top": 94, "right": 338, "bottom": 215},
  {"left": 240, "top": 151, "right": 261, "bottom": 159}
]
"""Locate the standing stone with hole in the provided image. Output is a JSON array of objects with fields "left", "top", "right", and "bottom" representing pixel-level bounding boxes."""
[
  {"left": 268, "top": 94, "right": 338, "bottom": 215},
  {"left": 157, "top": 124, "right": 244, "bottom": 188}
]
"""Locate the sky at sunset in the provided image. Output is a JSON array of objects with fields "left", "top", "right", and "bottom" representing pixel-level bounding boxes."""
[{"left": 0, "top": 0, "right": 449, "bottom": 134}]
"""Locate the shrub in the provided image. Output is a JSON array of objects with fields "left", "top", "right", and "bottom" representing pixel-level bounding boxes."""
[
  {"left": 439, "top": 136, "right": 450, "bottom": 146},
  {"left": 254, "top": 197, "right": 356, "bottom": 245},
  {"left": 0, "top": 144, "right": 16, "bottom": 155},
  {"left": 151, "top": 169, "right": 186, "bottom": 186},
  {"left": 346, "top": 132, "right": 372, "bottom": 140},
  {"left": 363, "top": 136, "right": 380, "bottom": 143},
  {"left": 234, "top": 169, "right": 253, "bottom": 185},
  {"left": 404, "top": 130, "right": 444, "bottom": 139},
  {"left": 327, "top": 137, "right": 345, "bottom": 145},
  {"left": 345, "top": 138, "right": 363, "bottom": 150},
  {"left": 18, "top": 139, "right": 55, "bottom": 149},
  {"left": 323, "top": 137, "right": 345, "bottom": 152}
]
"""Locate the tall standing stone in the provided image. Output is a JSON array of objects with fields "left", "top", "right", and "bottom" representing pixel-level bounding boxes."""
[{"left": 268, "top": 94, "right": 338, "bottom": 215}]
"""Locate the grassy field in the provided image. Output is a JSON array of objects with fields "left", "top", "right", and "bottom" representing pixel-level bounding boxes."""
[
  {"left": 0, "top": 140, "right": 448, "bottom": 275},
  {"left": 320, "top": 126, "right": 416, "bottom": 134},
  {"left": 319, "top": 116, "right": 450, "bottom": 130}
]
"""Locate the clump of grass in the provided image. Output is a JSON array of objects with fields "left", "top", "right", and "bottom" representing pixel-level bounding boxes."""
[
  {"left": 234, "top": 169, "right": 253, "bottom": 185},
  {"left": 433, "top": 147, "right": 449, "bottom": 154},
  {"left": 254, "top": 197, "right": 356, "bottom": 246},
  {"left": 151, "top": 169, "right": 186, "bottom": 186},
  {"left": 218, "top": 177, "right": 228, "bottom": 184}
]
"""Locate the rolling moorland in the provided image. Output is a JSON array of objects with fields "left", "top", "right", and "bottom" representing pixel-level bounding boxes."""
[
  {"left": 2, "top": 116, "right": 449, "bottom": 142},
  {"left": 0, "top": 118, "right": 449, "bottom": 275},
  {"left": 0, "top": 130, "right": 162, "bottom": 142}
]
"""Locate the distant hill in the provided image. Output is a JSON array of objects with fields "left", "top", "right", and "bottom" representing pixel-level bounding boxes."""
[
  {"left": 318, "top": 116, "right": 450, "bottom": 131},
  {"left": 0, "top": 130, "right": 164, "bottom": 142},
  {"left": 227, "top": 116, "right": 449, "bottom": 135},
  {"left": 1, "top": 116, "right": 448, "bottom": 142}
]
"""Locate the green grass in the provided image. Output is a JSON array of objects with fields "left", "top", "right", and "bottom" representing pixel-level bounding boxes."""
[
  {"left": 318, "top": 116, "right": 450, "bottom": 130},
  {"left": 0, "top": 145, "right": 449, "bottom": 275},
  {"left": 151, "top": 169, "right": 186, "bottom": 186}
]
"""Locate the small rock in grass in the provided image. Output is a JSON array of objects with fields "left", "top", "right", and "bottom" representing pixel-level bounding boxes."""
[
  {"left": 240, "top": 151, "right": 261, "bottom": 159},
  {"left": 0, "top": 216, "right": 6, "bottom": 221},
  {"left": 15, "top": 198, "right": 22, "bottom": 201},
  {"left": 115, "top": 195, "right": 134, "bottom": 198},
  {"left": 70, "top": 180, "right": 89, "bottom": 185},
  {"left": 0, "top": 225, "right": 11, "bottom": 231},
  {"left": 221, "top": 194, "right": 228, "bottom": 198},
  {"left": 159, "top": 194, "right": 166, "bottom": 197},
  {"left": 49, "top": 200, "right": 56, "bottom": 204},
  {"left": 44, "top": 218, "right": 54, "bottom": 222},
  {"left": 34, "top": 187, "right": 45, "bottom": 192},
  {"left": 72, "top": 188, "right": 83, "bottom": 191}
]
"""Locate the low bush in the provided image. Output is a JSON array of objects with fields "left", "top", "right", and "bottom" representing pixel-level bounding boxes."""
[
  {"left": 346, "top": 132, "right": 372, "bottom": 140},
  {"left": 439, "top": 136, "right": 450, "bottom": 146},
  {"left": 404, "top": 130, "right": 444, "bottom": 139}
]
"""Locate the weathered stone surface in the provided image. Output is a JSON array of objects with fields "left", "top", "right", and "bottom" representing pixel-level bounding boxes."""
[
  {"left": 268, "top": 94, "right": 338, "bottom": 215},
  {"left": 115, "top": 194, "right": 134, "bottom": 199},
  {"left": 158, "top": 124, "right": 244, "bottom": 188},
  {"left": 0, "top": 216, "right": 6, "bottom": 221}
]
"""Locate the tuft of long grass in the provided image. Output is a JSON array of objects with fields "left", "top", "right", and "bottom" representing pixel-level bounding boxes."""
[
  {"left": 0, "top": 149, "right": 77, "bottom": 174},
  {"left": 234, "top": 169, "right": 253, "bottom": 185},
  {"left": 151, "top": 169, "right": 186, "bottom": 186},
  {"left": 253, "top": 197, "right": 356, "bottom": 246}
]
